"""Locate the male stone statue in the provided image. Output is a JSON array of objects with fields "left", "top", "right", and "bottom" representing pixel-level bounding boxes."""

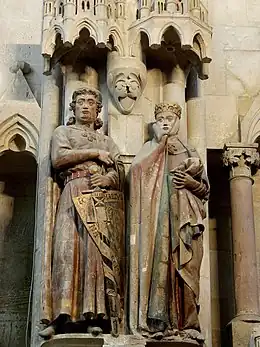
[
  {"left": 39, "top": 87, "right": 125, "bottom": 338},
  {"left": 128, "top": 102, "right": 209, "bottom": 343}
]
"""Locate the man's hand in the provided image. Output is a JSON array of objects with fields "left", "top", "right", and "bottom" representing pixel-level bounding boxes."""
[
  {"left": 172, "top": 170, "right": 199, "bottom": 190},
  {"left": 97, "top": 150, "right": 114, "bottom": 166},
  {"left": 91, "top": 173, "right": 113, "bottom": 188}
]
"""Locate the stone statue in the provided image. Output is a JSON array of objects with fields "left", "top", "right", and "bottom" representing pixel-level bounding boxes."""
[
  {"left": 127, "top": 103, "right": 209, "bottom": 343},
  {"left": 39, "top": 87, "right": 125, "bottom": 339}
]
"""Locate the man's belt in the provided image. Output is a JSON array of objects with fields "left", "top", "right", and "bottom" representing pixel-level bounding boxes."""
[{"left": 64, "top": 164, "right": 102, "bottom": 185}]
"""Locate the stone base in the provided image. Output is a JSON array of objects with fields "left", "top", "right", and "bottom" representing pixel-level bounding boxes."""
[
  {"left": 249, "top": 325, "right": 260, "bottom": 347},
  {"left": 147, "top": 341, "right": 201, "bottom": 347},
  {"left": 228, "top": 320, "right": 260, "bottom": 347},
  {"left": 41, "top": 334, "right": 146, "bottom": 347},
  {"left": 40, "top": 334, "right": 202, "bottom": 347},
  {"left": 41, "top": 334, "right": 104, "bottom": 347}
]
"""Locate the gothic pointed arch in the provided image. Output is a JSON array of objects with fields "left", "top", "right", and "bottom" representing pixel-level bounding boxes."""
[{"left": 0, "top": 114, "right": 39, "bottom": 157}]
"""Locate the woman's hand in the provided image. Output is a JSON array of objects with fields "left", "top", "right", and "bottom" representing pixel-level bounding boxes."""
[
  {"left": 97, "top": 150, "right": 114, "bottom": 166},
  {"left": 152, "top": 123, "right": 168, "bottom": 143},
  {"left": 172, "top": 170, "right": 200, "bottom": 190},
  {"left": 91, "top": 173, "right": 113, "bottom": 188}
]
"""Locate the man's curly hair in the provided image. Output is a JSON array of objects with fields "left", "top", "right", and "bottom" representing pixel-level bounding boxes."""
[{"left": 67, "top": 87, "right": 103, "bottom": 129}]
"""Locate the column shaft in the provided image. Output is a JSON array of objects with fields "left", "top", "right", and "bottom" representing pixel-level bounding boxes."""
[
  {"left": 187, "top": 96, "right": 211, "bottom": 344},
  {"left": 163, "top": 65, "right": 187, "bottom": 141},
  {"left": 31, "top": 67, "right": 60, "bottom": 347},
  {"left": 187, "top": 97, "right": 206, "bottom": 161},
  {"left": 230, "top": 176, "right": 259, "bottom": 316},
  {"left": 63, "top": 66, "right": 79, "bottom": 124}
]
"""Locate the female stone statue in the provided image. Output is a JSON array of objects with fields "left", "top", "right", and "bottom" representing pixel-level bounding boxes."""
[
  {"left": 40, "top": 87, "right": 125, "bottom": 338},
  {"left": 128, "top": 102, "right": 209, "bottom": 343}
]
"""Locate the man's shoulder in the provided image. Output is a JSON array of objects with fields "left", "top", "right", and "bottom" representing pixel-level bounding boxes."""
[{"left": 53, "top": 125, "right": 68, "bottom": 136}]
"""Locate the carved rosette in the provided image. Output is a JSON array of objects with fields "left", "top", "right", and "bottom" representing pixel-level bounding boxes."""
[
  {"left": 107, "top": 52, "right": 147, "bottom": 115},
  {"left": 223, "top": 143, "right": 259, "bottom": 179}
]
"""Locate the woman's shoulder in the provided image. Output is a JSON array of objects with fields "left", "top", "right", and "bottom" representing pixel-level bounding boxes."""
[{"left": 177, "top": 140, "right": 198, "bottom": 155}]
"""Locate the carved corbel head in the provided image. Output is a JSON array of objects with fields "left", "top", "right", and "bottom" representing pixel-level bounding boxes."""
[{"left": 107, "top": 53, "right": 147, "bottom": 115}]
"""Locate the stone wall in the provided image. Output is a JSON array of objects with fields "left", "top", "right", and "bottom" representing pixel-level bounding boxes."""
[
  {"left": 0, "top": 0, "right": 43, "bottom": 105},
  {"left": 206, "top": 0, "right": 260, "bottom": 346},
  {"left": 0, "top": 2, "right": 41, "bottom": 345},
  {"left": 205, "top": 0, "right": 260, "bottom": 147},
  {"left": 0, "top": 0, "right": 42, "bottom": 153},
  {"left": 0, "top": 152, "right": 37, "bottom": 347}
]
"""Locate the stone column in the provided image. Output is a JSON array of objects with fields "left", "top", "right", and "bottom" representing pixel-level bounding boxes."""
[
  {"left": 187, "top": 97, "right": 206, "bottom": 161},
  {"left": 187, "top": 77, "right": 212, "bottom": 345},
  {"left": 63, "top": 65, "right": 79, "bottom": 124},
  {"left": 223, "top": 143, "right": 260, "bottom": 346},
  {"left": 163, "top": 65, "right": 187, "bottom": 141},
  {"left": 31, "top": 65, "right": 61, "bottom": 347}
]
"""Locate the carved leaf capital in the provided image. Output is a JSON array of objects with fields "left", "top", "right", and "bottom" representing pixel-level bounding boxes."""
[{"left": 223, "top": 144, "right": 259, "bottom": 176}]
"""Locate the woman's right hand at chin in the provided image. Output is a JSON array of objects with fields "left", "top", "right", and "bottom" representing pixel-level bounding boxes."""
[{"left": 152, "top": 123, "right": 168, "bottom": 143}]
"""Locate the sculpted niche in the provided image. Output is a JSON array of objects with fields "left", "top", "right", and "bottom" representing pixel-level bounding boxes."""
[
  {"left": 107, "top": 54, "right": 147, "bottom": 115},
  {"left": 39, "top": 87, "right": 125, "bottom": 339},
  {"left": 128, "top": 102, "right": 209, "bottom": 344}
]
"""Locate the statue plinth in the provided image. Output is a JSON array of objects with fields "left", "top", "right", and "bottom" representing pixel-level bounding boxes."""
[
  {"left": 147, "top": 341, "right": 201, "bottom": 347},
  {"left": 41, "top": 334, "right": 146, "bottom": 347},
  {"left": 41, "top": 334, "right": 202, "bottom": 347},
  {"left": 41, "top": 334, "right": 104, "bottom": 347}
]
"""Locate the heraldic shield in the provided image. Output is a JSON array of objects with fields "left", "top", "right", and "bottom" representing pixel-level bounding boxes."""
[{"left": 73, "top": 189, "right": 125, "bottom": 336}]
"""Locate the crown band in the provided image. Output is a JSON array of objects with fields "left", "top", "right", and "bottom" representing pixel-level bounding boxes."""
[{"left": 154, "top": 103, "right": 182, "bottom": 118}]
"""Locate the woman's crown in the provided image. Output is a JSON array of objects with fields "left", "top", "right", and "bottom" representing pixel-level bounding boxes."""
[{"left": 154, "top": 102, "right": 182, "bottom": 118}]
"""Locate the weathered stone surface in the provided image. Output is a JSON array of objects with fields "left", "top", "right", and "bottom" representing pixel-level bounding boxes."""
[
  {"left": 41, "top": 334, "right": 145, "bottom": 347},
  {"left": 229, "top": 321, "right": 259, "bottom": 347},
  {"left": 41, "top": 335, "right": 104, "bottom": 347},
  {"left": 0, "top": 152, "right": 37, "bottom": 347}
]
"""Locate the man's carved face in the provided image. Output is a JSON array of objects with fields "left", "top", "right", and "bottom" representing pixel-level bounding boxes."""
[
  {"left": 112, "top": 73, "right": 142, "bottom": 114},
  {"left": 155, "top": 111, "right": 180, "bottom": 135},
  {"left": 75, "top": 93, "right": 97, "bottom": 125}
]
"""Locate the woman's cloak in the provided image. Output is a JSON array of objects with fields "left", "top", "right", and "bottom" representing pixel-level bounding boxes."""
[{"left": 127, "top": 136, "right": 209, "bottom": 334}]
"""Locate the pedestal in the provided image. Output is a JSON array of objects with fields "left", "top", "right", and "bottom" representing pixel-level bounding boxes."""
[
  {"left": 41, "top": 334, "right": 202, "bottom": 347},
  {"left": 41, "top": 335, "right": 103, "bottom": 347},
  {"left": 228, "top": 321, "right": 260, "bottom": 347},
  {"left": 147, "top": 342, "right": 200, "bottom": 347},
  {"left": 249, "top": 325, "right": 260, "bottom": 346},
  {"left": 41, "top": 334, "right": 146, "bottom": 347}
]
